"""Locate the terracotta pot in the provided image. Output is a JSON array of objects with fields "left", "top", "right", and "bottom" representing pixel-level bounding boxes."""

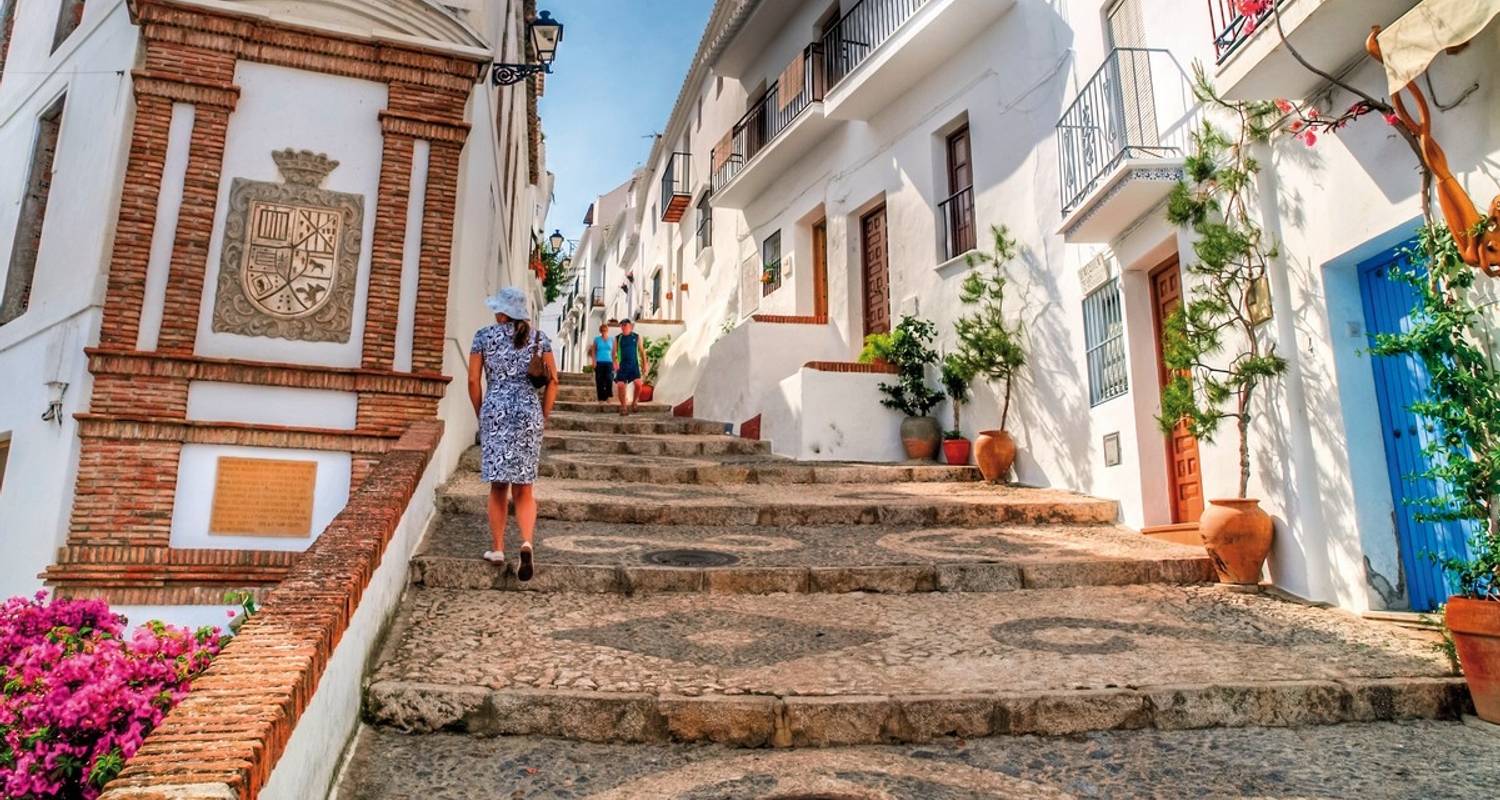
[
  {"left": 1448, "top": 596, "right": 1500, "bottom": 723},
  {"left": 1197, "top": 498, "right": 1274, "bottom": 585},
  {"left": 974, "top": 429, "right": 1016, "bottom": 482},
  {"left": 899, "top": 416, "right": 941, "bottom": 461},
  {"left": 942, "top": 437, "right": 971, "bottom": 466},
  {"left": 638, "top": 384, "right": 655, "bottom": 402}
]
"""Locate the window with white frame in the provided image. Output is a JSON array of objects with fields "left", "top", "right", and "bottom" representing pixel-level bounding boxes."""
[{"left": 1083, "top": 278, "right": 1127, "bottom": 405}]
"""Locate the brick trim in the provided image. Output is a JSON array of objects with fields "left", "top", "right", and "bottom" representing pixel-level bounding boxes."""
[
  {"left": 751, "top": 314, "right": 829, "bottom": 325},
  {"left": 379, "top": 110, "right": 470, "bottom": 144},
  {"left": 155, "top": 101, "right": 234, "bottom": 354},
  {"left": 75, "top": 414, "right": 399, "bottom": 454},
  {"left": 98, "top": 421, "right": 443, "bottom": 800},
  {"left": 740, "top": 414, "right": 762, "bottom": 441},
  {"left": 132, "top": 70, "right": 240, "bottom": 108},
  {"left": 362, "top": 134, "right": 416, "bottom": 370},
  {"left": 98, "top": 93, "right": 175, "bottom": 349},
  {"left": 410, "top": 141, "right": 461, "bottom": 373},
  {"left": 804, "top": 360, "right": 898, "bottom": 374},
  {"left": 86, "top": 348, "right": 451, "bottom": 396}
]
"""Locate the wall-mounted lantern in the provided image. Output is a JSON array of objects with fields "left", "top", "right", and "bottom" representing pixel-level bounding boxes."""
[{"left": 492, "top": 10, "right": 564, "bottom": 86}]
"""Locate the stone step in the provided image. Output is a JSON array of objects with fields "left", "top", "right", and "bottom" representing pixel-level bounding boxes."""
[
  {"left": 545, "top": 413, "right": 726, "bottom": 436},
  {"left": 552, "top": 400, "right": 674, "bottom": 415},
  {"left": 461, "top": 447, "right": 978, "bottom": 485},
  {"left": 544, "top": 431, "right": 772, "bottom": 457},
  {"left": 363, "top": 585, "right": 1466, "bottom": 745},
  {"left": 411, "top": 514, "right": 1215, "bottom": 593},
  {"left": 439, "top": 474, "right": 1119, "bottom": 527},
  {"left": 338, "top": 720, "right": 1500, "bottom": 799}
]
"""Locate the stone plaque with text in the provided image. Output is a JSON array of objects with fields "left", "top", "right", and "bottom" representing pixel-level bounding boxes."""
[{"left": 209, "top": 456, "right": 318, "bottom": 537}]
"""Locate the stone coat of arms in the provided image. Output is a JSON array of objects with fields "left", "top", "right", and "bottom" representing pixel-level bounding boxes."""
[{"left": 212, "top": 149, "right": 364, "bottom": 343}]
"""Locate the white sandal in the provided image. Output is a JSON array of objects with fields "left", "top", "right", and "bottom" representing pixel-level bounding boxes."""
[{"left": 482, "top": 550, "right": 506, "bottom": 565}]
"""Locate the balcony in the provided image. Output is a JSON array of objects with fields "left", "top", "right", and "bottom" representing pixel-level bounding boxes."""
[
  {"left": 660, "top": 151, "right": 691, "bottom": 223},
  {"left": 938, "top": 185, "right": 975, "bottom": 262},
  {"left": 1209, "top": 0, "right": 1419, "bottom": 101},
  {"left": 821, "top": 0, "right": 1016, "bottom": 121},
  {"left": 1057, "top": 49, "right": 1198, "bottom": 245},
  {"left": 710, "top": 43, "right": 839, "bottom": 209}
]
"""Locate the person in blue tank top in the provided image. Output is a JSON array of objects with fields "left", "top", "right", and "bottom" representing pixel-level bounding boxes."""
[
  {"left": 587, "top": 323, "right": 614, "bottom": 402},
  {"left": 612, "top": 319, "right": 649, "bottom": 416}
]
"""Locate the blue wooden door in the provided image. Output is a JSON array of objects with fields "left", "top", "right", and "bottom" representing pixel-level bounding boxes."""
[{"left": 1358, "top": 243, "right": 1471, "bottom": 611}]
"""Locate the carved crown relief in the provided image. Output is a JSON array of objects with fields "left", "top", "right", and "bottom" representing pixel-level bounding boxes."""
[{"left": 212, "top": 149, "right": 364, "bottom": 343}]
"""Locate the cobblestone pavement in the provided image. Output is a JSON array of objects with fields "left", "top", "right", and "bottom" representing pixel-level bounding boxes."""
[
  {"left": 336, "top": 720, "right": 1500, "bottom": 799},
  {"left": 368, "top": 586, "right": 1449, "bottom": 697}
]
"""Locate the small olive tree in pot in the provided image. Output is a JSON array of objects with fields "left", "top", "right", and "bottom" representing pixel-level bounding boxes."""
[
  {"left": 940, "top": 353, "right": 975, "bottom": 466},
  {"left": 1159, "top": 81, "right": 1289, "bottom": 585},
  {"left": 956, "top": 225, "right": 1026, "bottom": 482},
  {"left": 864, "top": 315, "right": 944, "bottom": 460}
]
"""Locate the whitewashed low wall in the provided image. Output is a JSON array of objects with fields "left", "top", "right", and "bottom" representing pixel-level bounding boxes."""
[
  {"left": 694, "top": 321, "right": 844, "bottom": 429},
  {"left": 762, "top": 368, "right": 908, "bottom": 462}
]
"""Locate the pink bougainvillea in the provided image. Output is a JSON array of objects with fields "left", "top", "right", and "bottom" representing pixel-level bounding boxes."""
[{"left": 0, "top": 593, "right": 222, "bottom": 800}]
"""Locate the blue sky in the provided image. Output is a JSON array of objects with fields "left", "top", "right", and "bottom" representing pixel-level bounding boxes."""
[{"left": 538, "top": 0, "right": 715, "bottom": 245}]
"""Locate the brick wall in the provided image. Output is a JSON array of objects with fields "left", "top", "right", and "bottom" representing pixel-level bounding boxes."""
[
  {"left": 47, "top": 0, "right": 486, "bottom": 603},
  {"left": 96, "top": 421, "right": 443, "bottom": 800}
]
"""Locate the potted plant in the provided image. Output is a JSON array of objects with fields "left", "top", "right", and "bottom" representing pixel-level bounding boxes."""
[
  {"left": 1158, "top": 98, "right": 1289, "bottom": 585},
  {"left": 1370, "top": 226, "right": 1500, "bottom": 722},
  {"left": 956, "top": 226, "right": 1027, "bottom": 482},
  {"left": 940, "top": 353, "right": 974, "bottom": 466},
  {"left": 638, "top": 335, "right": 672, "bottom": 403},
  {"left": 869, "top": 315, "right": 944, "bottom": 460},
  {"left": 858, "top": 331, "right": 895, "bottom": 368}
]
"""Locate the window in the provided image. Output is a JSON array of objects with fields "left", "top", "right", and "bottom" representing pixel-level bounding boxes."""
[
  {"left": 1083, "top": 278, "right": 1128, "bottom": 405},
  {"left": 0, "top": 435, "right": 8, "bottom": 493},
  {"left": 0, "top": 0, "right": 17, "bottom": 81},
  {"left": 940, "top": 123, "right": 976, "bottom": 260},
  {"left": 696, "top": 193, "right": 712, "bottom": 252},
  {"left": 651, "top": 269, "right": 662, "bottom": 314},
  {"left": 2, "top": 96, "right": 66, "bottom": 326},
  {"left": 761, "top": 231, "right": 782, "bottom": 296},
  {"left": 53, "top": 0, "right": 85, "bottom": 51}
]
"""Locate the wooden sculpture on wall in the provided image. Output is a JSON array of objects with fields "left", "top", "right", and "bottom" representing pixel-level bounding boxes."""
[{"left": 1368, "top": 27, "right": 1500, "bottom": 277}]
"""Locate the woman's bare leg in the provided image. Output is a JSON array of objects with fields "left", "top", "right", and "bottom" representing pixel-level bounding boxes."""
[
  {"left": 487, "top": 482, "right": 510, "bottom": 552},
  {"left": 512, "top": 483, "right": 537, "bottom": 548},
  {"left": 615, "top": 381, "right": 628, "bottom": 415}
]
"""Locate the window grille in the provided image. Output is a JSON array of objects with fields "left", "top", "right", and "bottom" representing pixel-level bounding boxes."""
[{"left": 1083, "top": 278, "right": 1127, "bottom": 405}]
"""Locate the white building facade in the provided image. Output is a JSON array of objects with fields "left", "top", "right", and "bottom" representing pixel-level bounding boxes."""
[
  {"left": 595, "top": 0, "right": 1497, "bottom": 614},
  {"left": 0, "top": 0, "right": 552, "bottom": 626}
]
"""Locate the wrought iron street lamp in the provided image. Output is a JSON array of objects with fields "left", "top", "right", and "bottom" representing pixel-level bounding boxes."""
[
  {"left": 492, "top": 10, "right": 564, "bottom": 86},
  {"left": 549, "top": 229, "right": 566, "bottom": 253}
]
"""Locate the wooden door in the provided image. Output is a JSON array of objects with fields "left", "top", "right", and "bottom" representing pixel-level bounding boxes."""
[
  {"left": 946, "top": 126, "right": 972, "bottom": 193},
  {"left": 1150, "top": 258, "right": 1203, "bottom": 524},
  {"left": 812, "top": 220, "right": 829, "bottom": 318},
  {"left": 860, "top": 206, "right": 891, "bottom": 336}
]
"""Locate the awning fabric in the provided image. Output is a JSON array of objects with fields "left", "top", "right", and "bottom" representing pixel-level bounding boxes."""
[{"left": 1376, "top": 0, "right": 1500, "bottom": 92}]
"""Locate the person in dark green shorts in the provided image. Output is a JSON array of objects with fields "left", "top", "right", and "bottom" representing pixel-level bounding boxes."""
[{"left": 612, "top": 319, "right": 649, "bottom": 416}]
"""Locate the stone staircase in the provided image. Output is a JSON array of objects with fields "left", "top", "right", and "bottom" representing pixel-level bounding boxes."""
[{"left": 335, "top": 371, "right": 1472, "bottom": 797}]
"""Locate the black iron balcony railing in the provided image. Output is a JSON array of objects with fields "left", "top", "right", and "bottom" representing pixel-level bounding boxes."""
[
  {"left": 660, "top": 151, "right": 691, "bottom": 222},
  {"left": 938, "top": 185, "right": 975, "bottom": 262},
  {"left": 710, "top": 43, "right": 825, "bottom": 193},
  {"left": 1057, "top": 48, "right": 1195, "bottom": 217},
  {"left": 821, "top": 0, "right": 928, "bottom": 88},
  {"left": 590, "top": 286, "right": 604, "bottom": 307},
  {"left": 1207, "top": 0, "right": 1282, "bottom": 64}
]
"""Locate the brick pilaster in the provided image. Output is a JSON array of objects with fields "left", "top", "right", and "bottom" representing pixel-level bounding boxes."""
[
  {"left": 98, "top": 93, "right": 176, "bottom": 349},
  {"left": 411, "top": 139, "right": 462, "bottom": 374},
  {"left": 155, "top": 98, "right": 235, "bottom": 353},
  {"left": 361, "top": 130, "right": 416, "bottom": 370}
]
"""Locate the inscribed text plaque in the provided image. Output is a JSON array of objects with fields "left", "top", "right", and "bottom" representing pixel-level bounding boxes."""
[{"left": 209, "top": 456, "right": 318, "bottom": 537}]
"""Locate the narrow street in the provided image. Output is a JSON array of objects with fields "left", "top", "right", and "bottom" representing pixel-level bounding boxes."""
[{"left": 334, "top": 374, "right": 1490, "bottom": 798}]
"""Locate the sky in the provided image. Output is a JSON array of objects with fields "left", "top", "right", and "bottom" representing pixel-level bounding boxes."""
[{"left": 538, "top": 0, "right": 715, "bottom": 247}]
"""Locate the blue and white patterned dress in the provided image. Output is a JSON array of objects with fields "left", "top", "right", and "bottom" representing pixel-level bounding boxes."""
[{"left": 471, "top": 323, "right": 551, "bottom": 484}]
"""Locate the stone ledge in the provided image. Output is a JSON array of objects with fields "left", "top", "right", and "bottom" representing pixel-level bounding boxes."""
[
  {"left": 100, "top": 420, "right": 443, "bottom": 800},
  {"left": 361, "top": 677, "right": 1472, "bottom": 747}
]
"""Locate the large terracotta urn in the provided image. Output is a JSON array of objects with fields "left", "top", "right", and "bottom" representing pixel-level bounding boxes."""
[
  {"left": 1198, "top": 498, "right": 1273, "bottom": 585},
  {"left": 974, "top": 429, "right": 1016, "bottom": 483},
  {"left": 899, "top": 416, "right": 941, "bottom": 460},
  {"left": 1447, "top": 596, "right": 1500, "bottom": 723}
]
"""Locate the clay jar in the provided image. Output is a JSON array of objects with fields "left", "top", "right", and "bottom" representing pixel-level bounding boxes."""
[
  {"left": 1446, "top": 596, "right": 1500, "bottom": 723},
  {"left": 974, "top": 429, "right": 1016, "bottom": 482},
  {"left": 899, "top": 416, "right": 941, "bottom": 460},
  {"left": 1197, "top": 498, "right": 1273, "bottom": 585}
]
